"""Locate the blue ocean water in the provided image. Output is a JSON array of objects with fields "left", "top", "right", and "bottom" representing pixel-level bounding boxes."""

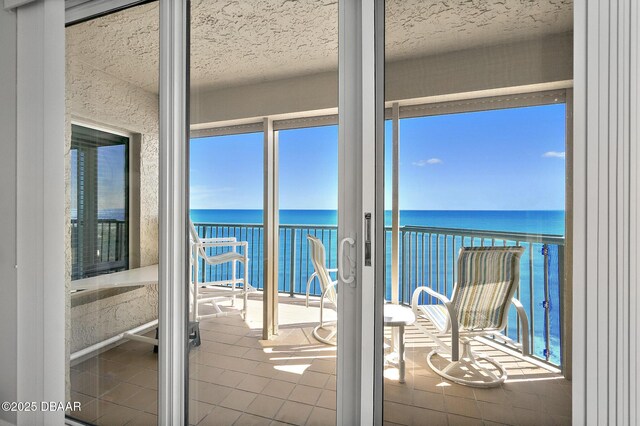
[
  {"left": 191, "top": 209, "right": 564, "bottom": 235},
  {"left": 191, "top": 209, "right": 564, "bottom": 365}
]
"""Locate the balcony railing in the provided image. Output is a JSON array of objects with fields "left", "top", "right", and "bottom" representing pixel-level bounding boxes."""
[
  {"left": 191, "top": 222, "right": 565, "bottom": 369},
  {"left": 71, "top": 219, "right": 128, "bottom": 280}
]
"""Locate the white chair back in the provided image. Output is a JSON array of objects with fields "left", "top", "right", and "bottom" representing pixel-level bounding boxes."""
[{"left": 307, "top": 235, "right": 337, "bottom": 305}]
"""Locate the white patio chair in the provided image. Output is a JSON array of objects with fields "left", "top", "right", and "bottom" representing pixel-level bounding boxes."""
[
  {"left": 411, "top": 246, "right": 530, "bottom": 388},
  {"left": 307, "top": 235, "right": 338, "bottom": 345},
  {"left": 190, "top": 221, "right": 253, "bottom": 320}
]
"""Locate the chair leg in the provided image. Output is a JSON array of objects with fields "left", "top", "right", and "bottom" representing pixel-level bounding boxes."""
[
  {"left": 427, "top": 338, "right": 507, "bottom": 388},
  {"left": 243, "top": 257, "right": 249, "bottom": 319}
]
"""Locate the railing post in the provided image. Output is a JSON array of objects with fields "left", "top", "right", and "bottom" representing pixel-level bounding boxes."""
[
  {"left": 289, "top": 229, "right": 296, "bottom": 298},
  {"left": 542, "top": 244, "right": 551, "bottom": 362}
]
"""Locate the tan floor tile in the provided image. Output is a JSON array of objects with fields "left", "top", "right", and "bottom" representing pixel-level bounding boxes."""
[
  {"left": 188, "top": 400, "right": 214, "bottom": 425},
  {"left": 199, "top": 406, "right": 242, "bottom": 426},
  {"left": 316, "top": 389, "right": 336, "bottom": 410},
  {"left": 539, "top": 393, "right": 572, "bottom": 417},
  {"left": 190, "top": 381, "right": 233, "bottom": 406},
  {"left": 237, "top": 375, "right": 271, "bottom": 394},
  {"left": 441, "top": 381, "right": 477, "bottom": 399},
  {"left": 262, "top": 379, "right": 296, "bottom": 399},
  {"left": 384, "top": 383, "right": 414, "bottom": 405},
  {"left": 410, "top": 389, "right": 445, "bottom": 412},
  {"left": 219, "top": 389, "right": 258, "bottom": 411},
  {"left": 126, "top": 411, "right": 158, "bottom": 426},
  {"left": 444, "top": 394, "right": 481, "bottom": 419},
  {"left": 412, "top": 375, "right": 444, "bottom": 394},
  {"left": 299, "top": 371, "right": 330, "bottom": 389},
  {"left": 71, "top": 371, "right": 120, "bottom": 398},
  {"left": 477, "top": 400, "right": 516, "bottom": 424},
  {"left": 250, "top": 363, "right": 280, "bottom": 379},
  {"left": 325, "top": 375, "right": 336, "bottom": 391},
  {"left": 70, "top": 390, "right": 94, "bottom": 407},
  {"left": 308, "top": 359, "right": 336, "bottom": 375},
  {"left": 68, "top": 398, "right": 99, "bottom": 424},
  {"left": 217, "top": 370, "right": 249, "bottom": 388},
  {"left": 245, "top": 394, "right": 285, "bottom": 419},
  {"left": 512, "top": 406, "right": 545, "bottom": 426},
  {"left": 472, "top": 388, "right": 508, "bottom": 405},
  {"left": 233, "top": 413, "right": 272, "bottom": 425},
  {"left": 95, "top": 402, "right": 140, "bottom": 426},
  {"left": 306, "top": 406, "right": 336, "bottom": 426},
  {"left": 189, "top": 364, "right": 225, "bottom": 383},
  {"left": 274, "top": 400, "right": 313, "bottom": 425},
  {"left": 101, "top": 383, "right": 145, "bottom": 405},
  {"left": 547, "top": 413, "right": 572, "bottom": 425},
  {"left": 409, "top": 407, "right": 448, "bottom": 426},
  {"left": 289, "top": 384, "right": 322, "bottom": 405},
  {"left": 504, "top": 389, "right": 541, "bottom": 411},
  {"left": 447, "top": 413, "right": 484, "bottom": 425},
  {"left": 243, "top": 348, "right": 272, "bottom": 362},
  {"left": 120, "top": 387, "right": 158, "bottom": 414},
  {"left": 383, "top": 401, "right": 413, "bottom": 425},
  {"left": 126, "top": 369, "right": 158, "bottom": 390}
]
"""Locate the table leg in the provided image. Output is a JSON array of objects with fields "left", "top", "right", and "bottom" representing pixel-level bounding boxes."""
[{"left": 399, "top": 324, "right": 405, "bottom": 383}]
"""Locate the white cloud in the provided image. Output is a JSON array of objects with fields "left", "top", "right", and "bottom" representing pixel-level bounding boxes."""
[
  {"left": 542, "top": 151, "right": 565, "bottom": 159},
  {"left": 412, "top": 158, "right": 442, "bottom": 166}
]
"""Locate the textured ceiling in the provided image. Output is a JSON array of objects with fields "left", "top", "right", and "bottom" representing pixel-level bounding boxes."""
[{"left": 66, "top": 0, "right": 572, "bottom": 94}]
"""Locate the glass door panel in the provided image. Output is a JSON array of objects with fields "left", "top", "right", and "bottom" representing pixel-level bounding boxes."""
[
  {"left": 65, "top": 3, "right": 160, "bottom": 424},
  {"left": 381, "top": 1, "right": 573, "bottom": 424},
  {"left": 187, "top": 2, "right": 338, "bottom": 424}
]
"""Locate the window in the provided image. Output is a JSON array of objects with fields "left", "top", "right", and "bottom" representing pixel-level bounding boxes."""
[{"left": 70, "top": 124, "right": 129, "bottom": 279}]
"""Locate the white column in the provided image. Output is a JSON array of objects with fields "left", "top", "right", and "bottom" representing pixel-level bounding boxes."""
[
  {"left": 391, "top": 102, "right": 400, "bottom": 304},
  {"left": 158, "top": 0, "right": 188, "bottom": 423},
  {"left": 15, "top": 0, "right": 65, "bottom": 423},
  {"left": 263, "top": 117, "right": 279, "bottom": 339},
  {"left": 574, "top": 0, "right": 640, "bottom": 424}
]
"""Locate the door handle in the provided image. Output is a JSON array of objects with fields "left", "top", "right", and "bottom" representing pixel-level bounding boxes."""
[{"left": 338, "top": 237, "right": 356, "bottom": 286}]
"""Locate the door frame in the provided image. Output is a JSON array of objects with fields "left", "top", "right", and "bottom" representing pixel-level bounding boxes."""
[{"left": 7, "top": 0, "right": 640, "bottom": 424}]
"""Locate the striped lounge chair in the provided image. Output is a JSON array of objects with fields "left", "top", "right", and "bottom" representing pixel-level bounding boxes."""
[{"left": 411, "top": 246, "right": 530, "bottom": 388}]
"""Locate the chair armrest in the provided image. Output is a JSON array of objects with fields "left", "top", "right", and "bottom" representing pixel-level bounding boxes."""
[
  {"left": 512, "top": 297, "right": 530, "bottom": 356},
  {"left": 411, "top": 286, "right": 450, "bottom": 312},
  {"left": 201, "top": 237, "right": 237, "bottom": 243},
  {"left": 196, "top": 241, "right": 248, "bottom": 249},
  {"left": 411, "top": 286, "right": 459, "bottom": 361}
]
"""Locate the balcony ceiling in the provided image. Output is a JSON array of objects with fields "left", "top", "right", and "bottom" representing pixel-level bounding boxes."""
[{"left": 66, "top": 0, "right": 572, "bottom": 95}]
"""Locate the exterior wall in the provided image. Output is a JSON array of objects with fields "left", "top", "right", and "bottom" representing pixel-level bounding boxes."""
[
  {"left": 191, "top": 32, "right": 572, "bottom": 126},
  {"left": 65, "top": 50, "right": 159, "bottom": 353},
  {"left": 0, "top": 6, "right": 18, "bottom": 426}
]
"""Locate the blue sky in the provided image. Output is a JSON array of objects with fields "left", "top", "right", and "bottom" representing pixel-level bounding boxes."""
[{"left": 190, "top": 104, "right": 566, "bottom": 211}]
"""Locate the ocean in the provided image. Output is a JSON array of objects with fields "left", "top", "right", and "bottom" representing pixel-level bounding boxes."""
[{"left": 190, "top": 209, "right": 564, "bottom": 235}]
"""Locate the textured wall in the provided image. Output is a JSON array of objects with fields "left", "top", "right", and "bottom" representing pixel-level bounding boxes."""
[
  {"left": 70, "top": 285, "right": 158, "bottom": 353},
  {"left": 65, "top": 41, "right": 159, "bottom": 359}
]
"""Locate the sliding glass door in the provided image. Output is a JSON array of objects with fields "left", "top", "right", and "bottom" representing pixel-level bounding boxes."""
[
  {"left": 186, "top": 1, "right": 339, "bottom": 424},
  {"left": 378, "top": 1, "right": 573, "bottom": 424}
]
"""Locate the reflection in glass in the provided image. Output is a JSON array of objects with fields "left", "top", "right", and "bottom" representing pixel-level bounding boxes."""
[{"left": 66, "top": 3, "right": 159, "bottom": 424}]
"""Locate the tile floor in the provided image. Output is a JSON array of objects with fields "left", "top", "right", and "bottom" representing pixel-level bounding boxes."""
[{"left": 68, "top": 294, "right": 571, "bottom": 425}]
